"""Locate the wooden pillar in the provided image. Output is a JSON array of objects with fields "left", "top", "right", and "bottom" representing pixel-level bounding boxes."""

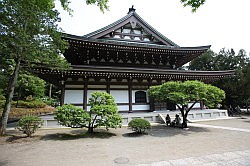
[
  {"left": 60, "top": 81, "right": 65, "bottom": 106},
  {"left": 84, "top": 83, "right": 88, "bottom": 111},
  {"left": 128, "top": 79, "right": 132, "bottom": 113},
  {"left": 106, "top": 78, "right": 110, "bottom": 94},
  {"left": 148, "top": 78, "right": 154, "bottom": 112}
]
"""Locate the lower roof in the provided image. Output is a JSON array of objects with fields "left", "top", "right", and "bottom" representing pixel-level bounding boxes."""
[{"left": 32, "top": 65, "right": 235, "bottom": 86}]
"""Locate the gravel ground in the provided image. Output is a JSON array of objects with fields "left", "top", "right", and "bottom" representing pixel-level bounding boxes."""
[{"left": 0, "top": 116, "right": 250, "bottom": 166}]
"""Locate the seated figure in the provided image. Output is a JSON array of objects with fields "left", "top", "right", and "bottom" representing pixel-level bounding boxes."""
[
  {"left": 165, "top": 114, "right": 171, "bottom": 126},
  {"left": 171, "top": 114, "right": 181, "bottom": 127}
]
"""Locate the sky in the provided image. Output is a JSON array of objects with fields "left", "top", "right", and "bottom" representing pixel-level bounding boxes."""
[{"left": 55, "top": 0, "right": 250, "bottom": 54}]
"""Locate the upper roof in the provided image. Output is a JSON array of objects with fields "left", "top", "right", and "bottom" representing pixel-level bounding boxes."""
[{"left": 82, "top": 6, "right": 179, "bottom": 47}]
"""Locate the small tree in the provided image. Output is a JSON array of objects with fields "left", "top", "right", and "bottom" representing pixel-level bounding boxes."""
[
  {"left": 16, "top": 116, "right": 43, "bottom": 137},
  {"left": 148, "top": 80, "right": 225, "bottom": 128},
  {"left": 55, "top": 92, "right": 122, "bottom": 133}
]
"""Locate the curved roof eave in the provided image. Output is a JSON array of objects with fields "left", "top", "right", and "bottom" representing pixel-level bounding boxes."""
[{"left": 63, "top": 33, "right": 211, "bottom": 51}]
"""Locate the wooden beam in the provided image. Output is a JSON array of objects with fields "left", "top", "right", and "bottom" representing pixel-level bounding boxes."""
[
  {"left": 106, "top": 78, "right": 110, "bottom": 93},
  {"left": 128, "top": 79, "right": 132, "bottom": 113},
  {"left": 60, "top": 81, "right": 65, "bottom": 106},
  {"left": 84, "top": 83, "right": 88, "bottom": 111}
]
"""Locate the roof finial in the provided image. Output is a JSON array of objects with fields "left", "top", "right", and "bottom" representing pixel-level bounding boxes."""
[{"left": 128, "top": 5, "right": 136, "bottom": 14}]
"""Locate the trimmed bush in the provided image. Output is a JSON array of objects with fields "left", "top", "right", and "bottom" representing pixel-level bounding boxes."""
[
  {"left": 15, "top": 100, "right": 46, "bottom": 108},
  {"left": 16, "top": 116, "right": 43, "bottom": 137},
  {"left": 128, "top": 118, "right": 151, "bottom": 134},
  {"left": 55, "top": 104, "right": 89, "bottom": 128}
]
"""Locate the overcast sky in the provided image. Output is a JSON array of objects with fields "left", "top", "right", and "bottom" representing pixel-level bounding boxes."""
[{"left": 55, "top": 0, "right": 250, "bottom": 54}]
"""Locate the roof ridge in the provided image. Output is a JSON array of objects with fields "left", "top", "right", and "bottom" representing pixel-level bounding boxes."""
[
  {"left": 82, "top": 10, "right": 179, "bottom": 47},
  {"left": 82, "top": 12, "right": 133, "bottom": 38}
]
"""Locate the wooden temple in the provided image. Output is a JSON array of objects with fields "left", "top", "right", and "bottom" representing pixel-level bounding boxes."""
[{"left": 33, "top": 7, "right": 234, "bottom": 112}]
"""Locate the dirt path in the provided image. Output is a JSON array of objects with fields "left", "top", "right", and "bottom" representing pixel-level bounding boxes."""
[{"left": 1, "top": 117, "right": 250, "bottom": 166}]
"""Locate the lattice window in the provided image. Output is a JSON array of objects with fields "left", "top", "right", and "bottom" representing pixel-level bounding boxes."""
[{"left": 135, "top": 91, "right": 147, "bottom": 103}]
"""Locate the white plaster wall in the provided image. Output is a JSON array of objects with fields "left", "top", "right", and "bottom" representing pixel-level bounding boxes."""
[
  {"left": 87, "top": 105, "right": 129, "bottom": 111},
  {"left": 110, "top": 90, "right": 128, "bottom": 103},
  {"left": 64, "top": 90, "right": 83, "bottom": 104},
  {"left": 117, "top": 105, "right": 129, "bottom": 111},
  {"left": 132, "top": 104, "right": 150, "bottom": 110}
]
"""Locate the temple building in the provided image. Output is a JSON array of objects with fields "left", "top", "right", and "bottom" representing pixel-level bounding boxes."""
[{"left": 33, "top": 7, "right": 234, "bottom": 113}]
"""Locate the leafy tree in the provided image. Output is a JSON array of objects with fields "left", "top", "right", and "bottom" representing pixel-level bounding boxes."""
[
  {"left": 16, "top": 73, "right": 46, "bottom": 99},
  {"left": 55, "top": 92, "right": 122, "bottom": 133},
  {"left": 86, "top": 0, "right": 109, "bottom": 12},
  {"left": 148, "top": 80, "right": 225, "bottom": 128},
  {"left": 189, "top": 48, "right": 250, "bottom": 108},
  {"left": 180, "top": 0, "right": 206, "bottom": 12},
  {"left": 0, "top": 0, "right": 109, "bottom": 136}
]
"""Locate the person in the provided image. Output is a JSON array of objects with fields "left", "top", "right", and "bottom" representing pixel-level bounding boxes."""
[
  {"left": 165, "top": 114, "right": 171, "bottom": 126},
  {"left": 174, "top": 114, "right": 181, "bottom": 126},
  {"left": 171, "top": 114, "right": 181, "bottom": 127}
]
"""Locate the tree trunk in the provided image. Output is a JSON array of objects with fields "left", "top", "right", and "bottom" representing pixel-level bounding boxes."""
[
  {"left": 180, "top": 107, "right": 188, "bottom": 128},
  {"left": 0, "top": 58, "right": 21, "bottom": 136},
  {"left": 182, "top": 114, "right": 188, "bottom": 128},
  {"left": 48, "top": 84, "right": 52, "bottom": 100},
  {"left": 88, "top": 127, "right": 94, "bottom": 133}
]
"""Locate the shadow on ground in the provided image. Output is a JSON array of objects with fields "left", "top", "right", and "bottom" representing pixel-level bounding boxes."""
[
  {"left": 41, "top": 129, "right": 116, "bottom": 141},
  {"left": 123, "top": 124, "right": 210, "bottom": 138},
  {"left": 0, "top": 160, "right": 9, "bottom": 166},
  {"left": 3, "top": 135, "right": 41, "bottom": 144}
]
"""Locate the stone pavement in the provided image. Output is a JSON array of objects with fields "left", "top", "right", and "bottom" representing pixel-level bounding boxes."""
[
  {"left": 132, "top": 150, "right": 250, "bottom": 166},
  {"left": 131, "top": 120, "right": 250, "bottom": 166}
]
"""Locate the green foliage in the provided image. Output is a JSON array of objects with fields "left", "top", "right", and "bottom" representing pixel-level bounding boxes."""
[
  {"left": 128, "top": 118, "right": 151, "bottom": 134},
  {"left": 148, "top": 80, "right": 225, "bottom": 128},
  {"left": 55, "top": 92, "right": 122, "bottom": 133},
  {"left": 15, "top": 100, "right": 46, "bottom": 108},
  {"left": 0, "top": 100, "right": 5, "bottom": 108},
  {"left": 42, "top": 97, "right": 60, "bottom": 107},
  {"left": 0, "top": 0, "right": 109, "bottom": 135},
  {"left": 55, "top": 104, "right": 89, "bottom": 128},
  {"left": 148, "top": 80, "right": 224, "bottom": 107},
  {"left": 16, "top": 116, "right": 43, "bottom": 137},
  {"left": 16, "top": 74, "right": 46, "bottom": 99},
  {"left": 88, "top": 91, "right": 122, "bottom": 131},
  {"left": 180, "top": 0, "right": 206, "bottom": 12},
  {"left": 0, "top": 95, "right": 5, "bottom": 100},
  {"left": 86, "top": 0, "right": 109, "bottom": 12},
  {"left": 189, "top": 48, "right": 250, "bottom": 107}
]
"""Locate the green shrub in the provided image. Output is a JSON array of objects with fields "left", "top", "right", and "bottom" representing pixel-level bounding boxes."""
[
  {"left": 128, "top": 118, "right": 151, "bottom": 134},
  {"left": 55, "top": 92, "right": 122, "bottom": 133},
  {"left": 42, "top": 97, "right": 59, "bottom": 107},
  {"left": 16, "top": 116, "right": 43, "bottom": 137},
  {"left": 0, "top": 94, "right": 5, "bottom": 100},
  {"left": 0, "top": 100, "right": 5, "bottom": 108},
  {"left": 16, "top": 100, "right": 46, "bottom": 108},
  {"left": 55, "top": 104, "right": 89, "bottom": 128}
]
